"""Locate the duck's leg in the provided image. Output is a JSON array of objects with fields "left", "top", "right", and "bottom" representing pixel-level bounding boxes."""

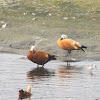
[
  {"left": 42, "top": 64, "right": 44, "bottom": 67},
  {"left": 68, "top": 50, "right": 71, "bottom": 56},
  {"left": 66, "top": 50, "right": 71, "bottom": 65},
  {"left": 67, "top": 61, "right": 69, "bottom": 66},
  {"left": 67, "top": 61, "right": 70, "bottom": 66},
  {"left": 37, "top": 64, "right": 39, "bottom": 67},
  {"left": 66, "top": 50, "right": 71, "bottom": 56}
]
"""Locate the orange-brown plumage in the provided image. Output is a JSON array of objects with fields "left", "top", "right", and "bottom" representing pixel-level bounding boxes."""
[
  {"left": 57, "top": 38, "right": 81, "bottom": 50},
  {"left": 57, "top": 34, "right": 87, "bottom": 54},
  {"left": 19, "top": 90, "right": 31, "bottom": 98},
  {"left": 27, "top": 46, "right": 56, "bottom": 67}
]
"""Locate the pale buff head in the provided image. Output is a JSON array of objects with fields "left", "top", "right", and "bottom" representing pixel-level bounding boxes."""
[
  {"left": 61, "top": 34, "right": 68, "bottom": 39},
  {"left": 30, "top": 46, "right": 35, "bottom": 51}
]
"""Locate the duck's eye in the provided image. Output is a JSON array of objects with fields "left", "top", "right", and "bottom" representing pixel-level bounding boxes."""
[
  {"left": 32, "top": 50, "right": 35, "bottom": 53},
  {"left": 60, "top": 38, "right": 63, "bottom": 40}
]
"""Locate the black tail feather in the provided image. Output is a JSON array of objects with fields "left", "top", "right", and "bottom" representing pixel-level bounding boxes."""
[
  {"left": 81, "top": 48, "right": 85, "bottom": 52},
  {"left": 81, "top": 45, "right": 87, "bottom": 52},
  {"left": 52, "top": 55, "right": 56, "bottom": 60},
  {"left": 49, "top": 55, "right": 56, "bottom": 60},
  {"left": 81, "top": 45, "right": 87, "bottom": 48}
]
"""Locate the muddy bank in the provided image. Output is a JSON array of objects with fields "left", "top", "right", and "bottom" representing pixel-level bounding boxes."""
[
  {"left": 0, "top": 17, "right": 100, "bottom": 61},
  {"left": 0, "top": 0, "right": 100, "bottom": 61}
]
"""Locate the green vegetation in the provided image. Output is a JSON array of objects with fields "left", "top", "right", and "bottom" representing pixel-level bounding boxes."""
[{"left": 1, "top": 0, "right": 100, "bottom": 20}]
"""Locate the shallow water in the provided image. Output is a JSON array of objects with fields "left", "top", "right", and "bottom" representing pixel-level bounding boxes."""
[{"left": 0, "top": 53, "right": 100, "bottom": 100}]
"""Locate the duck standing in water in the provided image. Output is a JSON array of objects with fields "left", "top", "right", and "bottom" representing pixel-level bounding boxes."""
[
  {"left": 57, "top": 34, "right": 87, "bottom": 56},
  {"left": 19, "top": 86, "right": 31, "bottom": 99},
  {"left": 27, "top": 46, "right": 56, "bottom": 67}
]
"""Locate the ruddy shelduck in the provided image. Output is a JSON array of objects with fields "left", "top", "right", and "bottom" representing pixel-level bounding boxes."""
[
  {"left": 27, "top": 46, "right": 56, "bottom": 67},
  {"left": 57, "top": 34, "right": 87, "bottom": 55},
  {"left": 19, "top": 86, "right": 31, "bottom": 99}
]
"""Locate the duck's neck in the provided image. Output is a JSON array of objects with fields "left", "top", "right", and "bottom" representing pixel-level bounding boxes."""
[{"left": 27, "top": 86, "right": 31, "bottom": 93}]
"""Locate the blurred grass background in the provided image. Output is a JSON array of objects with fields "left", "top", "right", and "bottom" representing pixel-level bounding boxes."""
[{"left": 0, "top": 0, "right": 100, "bottom": 19}]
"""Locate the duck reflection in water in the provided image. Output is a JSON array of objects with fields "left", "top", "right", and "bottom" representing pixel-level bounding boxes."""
[
  {"left": 27, "top": 67, "right": 55, "bottom": 80},
  {"left": 56, "top": 65, "right": 83, "bottom": 78}
]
